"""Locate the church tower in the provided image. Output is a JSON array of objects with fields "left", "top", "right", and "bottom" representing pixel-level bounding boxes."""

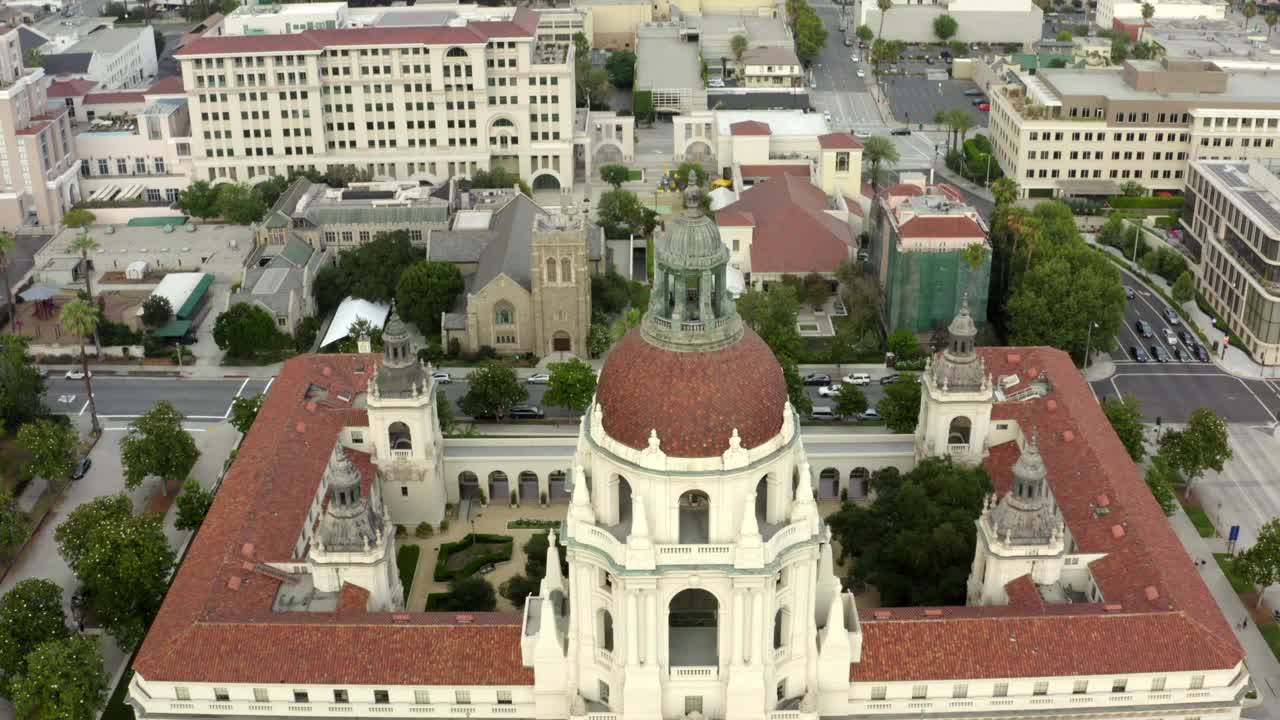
[
  {"left": 967, "top": 431, "right": 1067, "bottom": 605},
  {"left": 530, "top": 203, "right": 591, "bottom": 357},
  {"left": 366, "top": 310, "right": 448, "bottom": 524},
  {"left": 916, "top": 296, "right": 995, "bottom": 465},
  {"left": 526, "top": 188, "right": 856, "bottom": 720}
]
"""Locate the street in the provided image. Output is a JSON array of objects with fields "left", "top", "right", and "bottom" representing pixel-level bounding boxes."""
[{"left": 43, "top": 375, "right": 273, "bottom": 420}]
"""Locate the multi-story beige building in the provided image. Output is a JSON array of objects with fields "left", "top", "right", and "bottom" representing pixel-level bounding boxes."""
[
  {"left": 739, "top": 46, "right": 802, "bottom": 89},
  {"left": 0, "top": 25, "right": 81, "bottom": 230},
  {"left": 1184, "top": 159, "right": 1280, "bottom": 365},
  {"left": 988, "top": 58, "right": 1280, "bottom": 198},
  {"left": 174, "top": 6, "right": 577, "bottom": 192}
]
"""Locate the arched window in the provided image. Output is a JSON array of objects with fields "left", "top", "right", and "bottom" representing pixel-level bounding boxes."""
[
  {"left": 495, "top": 302, "right": 515, "bottom": 325},
  {"left": 446, "top": 47, "right": 468, "bottom": 57},
  {"left": 615, "top": 475, "right": 633, "bottom": 533},
  {"left": 545, "top": 257, "right": 558, "bottom": 283},
  {"left": 598, "top": 609, "right": 614, "bottom": 652},
  {"left": 388, "top": 421, "right": 412, "bottom": 450},
  {"left": 669, "top": 589, "right": 718, "bottom": 666},
  {"left": 492, "top": 117, "right": 515, "bottom": 129},
  {"left": 678, "top": 490, "right": 710, "bottom": 544},
  {"left": 773, "top": 608, "right": 789, "bottom": 649},
  {"left": 560, "top": 257, "right": 572, "bottom": 283},
  {"left": 948, "top": 417, "right": 973, "bottom": 446}
]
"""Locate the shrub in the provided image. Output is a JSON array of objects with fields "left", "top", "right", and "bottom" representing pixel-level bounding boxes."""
[
  {"left": 499, "top": 574, "right": 541, "bottom": 608},
  {"left": 415, "top": 521, "right": 434, "bottom": 538},
  {"left": 418, "top": 341, "right": 444, "bottom": 364},
  {"left": 540, "top": 491, "right": 548, "bottom": 506},
  {"left": 447, "top": 338, "right": 462, "bottom": 358},
  {"left": 395, "top": 524, "right": 407, "bottom": 538},
  {"left": 439, "top": 519, "right": 450, "bottom": 533},
  {"left": 432, "top": 533, "right": 514, "bottom": 582},
  {"left": 1107, "top": 196, "right": 1185, "bottom": 209},
  {"left": 426, "top": 577, "right": 498, "bottom": 611}
]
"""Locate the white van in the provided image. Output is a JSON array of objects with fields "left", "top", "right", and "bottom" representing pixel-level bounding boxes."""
[
  {"left": 844, "top": 372, "right": 871, "bottom": 386},
  {"left": 810, "top": 407, "right": 840, "bottom": 421}
]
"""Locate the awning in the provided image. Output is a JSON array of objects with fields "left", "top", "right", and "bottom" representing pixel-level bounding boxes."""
[
  {"left": 175, "top": 273, "right": 214, "bottom": 319},
  {"left": 150, "top": 319, "right": 193, "bottom": 338},
  {"left": 19, "top": 284, "right": 60, "bottom": 301}
]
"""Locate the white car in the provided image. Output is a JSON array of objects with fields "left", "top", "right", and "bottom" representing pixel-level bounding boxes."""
[
  {"left": 65, "top": 368, "right": 91, "bottom": 380},
  {"left": 857, "top": 408, "right": 882, "bottom": 421},
  {"left": 431, "top": 371, "right": 453, "bottom": 384},
  {"left": 853, "top": 129, "right": 872, "bottom": 139},
  {"left": 856, "top": 69, "right": 866, "bottom": 78},
  {"left": 817, "top": 383, "right": 843, "bottom": 397},
  {"left": 1163, "top": 328, "right": 1179, "bottom": 346},
  {"left": 708, "top": 78, "right": 725, "bottom": 88},
  {"left": 526, "top": 372, "right": 551, "bottom": 385},
  {"left": 842, "top": 373, "right": 872, "bottom": 386}
]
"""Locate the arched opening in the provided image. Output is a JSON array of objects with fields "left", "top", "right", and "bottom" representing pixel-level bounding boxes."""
[
  {"left": 849, "top": 468, "right": 870, "bottom": 498},
  {"left": 532, "top": 173, "right": 561, "bottom": 191},
  {"left": 615, "top": 475, "right": 633, "bottom": 534},
  {"left": 595, "top": 143, "right": 623, "bottom": 165},
  {"left": 388, "top": 421, "right": 412, "bottom": 450},
  {"left": 684, "top": 141, "right": 712, "bottom": 162},
  {"left": 948, "top": 417, "right": 973, "bottom": 446},
  {"left": 818, "top": 468, "right": 840, "bottom": 500},
  {"left": 552, "top": 331, "right": 571, "bottom": 352},
  {"left": 678, "top": 490, "right": 710, "bottom": 544},
  {"left": 488, "top": 470, "right": 509, "bottom": 502},
  {"left": 549, "top": 470, "right": 569, "bottom": 502},
  {"left": 494, "top": 302, "right": 515, "bottom": 326},
  {"left": 755, "top": 475, "right": 769, "bottom": 527},
  {"left": 519, "top": 470, "right": 539, "bottom": 504},
  {"left": 488, "top": 117, "right": 517, "bottom": 151},
  {"left": 773, "top": 608, "right": 790, "bottom": 649},
  {"left": 598, "top": 608, "right": 614, "bottom": 652},
  {"left": 560, "top": 257, "right": 572, "bottom": 283},
  {"left": 446, "top": 46, "right": 468, "bottom": 57},
  {"left": 545, "top": 257, "right": 558, "bottom": 283},
  {"left": 459, "top": 471, "right": 479, "bottom": 499},
  {"left": 669, "top": 589, "right": 718, "bottom": 666}
]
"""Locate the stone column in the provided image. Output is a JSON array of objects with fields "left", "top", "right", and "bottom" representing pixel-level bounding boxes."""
[
  {"left": 699, "top": 269, "right": 713, "bottom": 321},
  {"left": 752, "top": 589, "right": 765, "bottom": 665},
  {"left": 731, "top": 590, "right": 745, "bottom": 665},
  {"left": 646, "top": 591, "right": 658, "bottom": 664},
  {"left": 627, "top": 591, "right": 640, "bottom": 665},
  {"left": 671, "top": 271, "right": 685, "bottom": 321}
]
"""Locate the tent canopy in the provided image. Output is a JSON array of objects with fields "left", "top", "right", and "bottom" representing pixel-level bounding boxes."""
[
  {"left": 19, "top": 284, "right": 60, "bottom": 302},
  {"left": 320, "top": 297, "right": 391, "bottom": 348},
  {"left": 150, "top": 319, "right": 193, "bottom": 338}
]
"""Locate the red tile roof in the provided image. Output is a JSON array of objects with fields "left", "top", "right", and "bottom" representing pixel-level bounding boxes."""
[
  {"left": 48, "top": 78, "right": 97, "bottom": 97},
  {"left": 133, "top": 354, "right": 534, "bottom": 687},
  {"left": 595, "top": 327, "right": 787, "bottom": 458},
  {"left": 716, "top": 210, "right": 754, "bottom": 226},
  {"left": 817, "top": 132, "right": 863, "bottom": 149},
  {"left": 738, "top": 164, "right": 809, "bottom": 179},
  {"left": 715, "top": 175, "right": 854, "bottom": 274},
  {"left": 730, "top": 120, "right": 771, "bottom": 136},
  {"left": 83, "top": 91, "right": 145, "bottom": 105},
  {"left": 176, "top": 9, "right": 538, "bottom": 57},
  {"left": 881, "top": 182, "right": 924, "bottom": 198},
  {"left": 897, "top": 215, "right": 985, "bottom": 239}
]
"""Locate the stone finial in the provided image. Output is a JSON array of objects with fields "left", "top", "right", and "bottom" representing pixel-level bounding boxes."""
[
  {"left": 629, "top": 494, "right": 651, "bottom": 545},
  {"left": 729, "top": 428, "right": 742, "bottom": 450},
  {"left": 740, "top": 492, "right": 761, "bottom": 544},
  {"left": 571, "top": 695, "right": 587, "bottom": 717},
  {"left": 540, "top": 531, "right": 565, "bottom": 596},
  {"left": 647, "top": 429, "right": 661, "bottom": 451},
  {"left": 569, "top": 465, "right": 595, "bottom": 524}
]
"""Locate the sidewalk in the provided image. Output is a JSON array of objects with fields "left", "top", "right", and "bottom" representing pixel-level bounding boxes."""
[{"left": 1170, "top": 505, "right": 1279, "bottom": 716}]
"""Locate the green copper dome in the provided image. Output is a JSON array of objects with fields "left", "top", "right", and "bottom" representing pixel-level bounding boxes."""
[{"left": 657, "top": 187, "right": 730, "bottom": 271}]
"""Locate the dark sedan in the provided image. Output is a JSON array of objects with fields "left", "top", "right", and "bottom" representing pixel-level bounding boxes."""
[
  {"left": 1150, "top": 345, "right": 1170, "bottom": 363},
  {"left": 1130, "top": 346, "right": 1149, "bottom": 362},
  {"left": 1135, "top": 319, "right": 1154, "bottom": 338},
  {"left": 803, "top": 373, "right": 832, "bottom": 386}
]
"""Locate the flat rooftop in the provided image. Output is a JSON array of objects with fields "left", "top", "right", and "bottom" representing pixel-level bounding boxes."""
[
  {"left": 38, "top": 223, "right": 254, "bottom": 283},
  {"left": 714, "top": 109, "right": 829, "bottom": 136},
  {"left": 61, "top": 26, "right": 142, "bottom": 54},
  {"left": 1198, "top": 160, "right": 1280, "bottom": 237},
  {"left": 636, "top": 27, "right": 701, "bottom": 91},
  {"left": 1041, "top": 64, "right": 1280, "bottom": 104},
  {"left": 1145, "top": 16, "right": 1280, "bottom": 58}
]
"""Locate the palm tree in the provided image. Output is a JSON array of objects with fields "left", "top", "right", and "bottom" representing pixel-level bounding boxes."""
[
  {"left": 69, "top": 233, "right": 102, "bottom": 358},
  {"left": 876, "top": 0, "right": 893, "bottom": 40},
  {"left": 862, "top": 135, "right": 900, "bottom": 192},
  {"left": 1141, "top": 1, "right": 1155, "bottom": 21},
  {"left": 0, "top": 232, "right": 13, "bottom": 332},
  {"left": 1266, "top": 9, "right": 1278, "bottom": 35},
  {"left": 1243, "top": 0, "right": 1258, "bottom": 29},
  {"left": 60, "top": 299, "right": 101, "bottom": 435},
  {"left": 990, "top": 177, "right": 1019, "bottom": 207},
  {"left": 730, "top": 34, "right": 748, "bottom": 78},
  {"left": 951, "top": 108, "right": 977, "bottom": 149}
]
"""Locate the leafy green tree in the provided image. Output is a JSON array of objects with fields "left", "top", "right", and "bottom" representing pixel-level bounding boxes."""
[
  {"left": 1101, "top": 394, "right": 1146, "bottom": 462},
  {"left": 0, "top": 231, "right": 13, "bottom": 331},
  {"left": 8, "top": 635, "right": 106, "bottom": 720},
  {"left": 459, "top": 362, "right": 529, "bottom": 421},
  {"left": 932, "top": 14, "right": 958, "bottom": 41},
  {"left": 543, "top": 358, "right": 598, "bottom": 413},
  {"left": 176, "top": 180, "right": 221, "bottom": 220},
  {"left": 229, "top": 393, "right": 265, "bottom": 434},
  {"left": 59, "top": 300, "right": 100, "bottom": 434},
  {"left": 54, "top": 494, "right": 175, "bottom": 649},
  {"left": 120, "top": 401, "right": 200, "bottom": 496},
  {"left": 1007, "top": 243, "right": 1126, "bottom": 363},
  {"left": 1243, "top": 0, "right": 1258, "bottom": 29},
  {"left": 1158, "top": 407, "right": 1231, "bottom": 488},
  {"left": 834, "top": 384, "right": 868, "bottom": 418},
  {"left": 174, "top": 478, "right": 215, "bottom": 532},
  {"left": 736, "top": 285, "right": 802, "bottom": 359},
  {"left": 856, "top": 24, "right": 875, "bottom": 43},
  {"left": 1139, "top": 246, "right": 1187, "bottom": 284},
  {"left": 469, "top": 167, "right": 533, "bottom": 197},
  {"left": 1237, "top": 517, "right": 1280, "bottom": 607},
  {"left": 672, "top": 162, "right": 708, "bottom": 189},
  {"left": 140, "top": 295, "right": 173, "bottom": 328},
  {"left": 16, "top": 419, "right": 78, "bottom": 488},
  {"left": 1056, "top": 29, "right": 1073, "bottom": 41},
  {"left": 792, "top": 4, "right": 829, "bottom": 64},
  {"left": 878, "top": 377, "right": 921, "bottom": 433},
  {"left": 0, "top": 488, "right": 29, "bottom": 560},
  {"left": 802, "top": 272, "right": 831, "bottom": 308},
  {"left": 214, "top": 303, "right": 287, "bottom": 360},
  {"left": 214, "top": 183, "right": 267, "bottom": 224},
  {"left": 435, "top": 390, "right": 459, "bottom": 435},
  {"left": 1110, "top": 35, "right": 1129, "bottom": 64},
  {"left": 588, "top": 322, "right": 613, "bottom": 358},
  {"left": 294, "top": 315, "right": 321, "bottom": 352},
  {"left": 730, "top": 34, "right": 749, "bottom": 73},
  {"left": 597, "top": 189, "right": 658, "bottom": 239},
  {"left": 1120, "top": 180, "right": 1147, "bottom": 197},
  {"left": 1172, "top": 271, "right": 1195, "bottom": 306},
  {"left": 0, "top": 579, "right": 70, "bottom": 697},
  {"left": 316, "top": 231, "right": 426, "bottom": 306},
  {"left": 779, "top": 355, "right": 812, "bottom": 416},
  {"left": 23, "top": 48, "right": 43, "bottom": 68},
  {"left": 605, "top": 50, "right": 637, "bottom": 88},
  {"left": 599, "top": 164, "right": 631, "bottom": 189},
  {"left": 252, "top": 175, "right": 291, "bottom": 210},
  {"left": 862, "top": 135, "right": 900, "bottom": 190},
  {"left": 396, "top": 261, "right": 464, "bottom": 336},
  {"left": 885, "top": 328, "right": 920, "bottom": 360},
  {"left": 1266, "top": 10, "right": 1278, "bottom": 37},
  {"left": 1144, "top": 454, "right": 1179, "bottom": 515},
  {"left": 0, "top": 335, "right": 47, "bottom": 432},
  {"left": 437, "top": 577, "right": 498, "bottom": 611},
  {"left": 499, "top": 574, "right": 540, "bottom": 608},
  {"left": 826, "top": 457, "right": 991, "bottom": 605},
  {"left": 61, "top": 209, "right": 95, "bottom": 234}
]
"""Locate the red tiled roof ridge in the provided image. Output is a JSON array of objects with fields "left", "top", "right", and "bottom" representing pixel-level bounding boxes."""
[
  {"left": 730, "top": 119, "right": 771, "bottom": 135},
  {"left": 716, "top": 175, "right": 853, "bottom": 274}
]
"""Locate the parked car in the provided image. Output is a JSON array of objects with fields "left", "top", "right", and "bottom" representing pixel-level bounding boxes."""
[
  {"left": 708, "top": 78, "right": 725, "bottom": 88},
  {"left": 1134, "top": 319, "right": 1153, "bottom": 338},
  {"left": 818, "top": 384, "right": 843, "bottom": 397},
  {"left": 1164, "top": 308, "right": 1181, "bottom": 325},
  {"left": 880, "top": 373, "right": 901, "bottom": 385},
  {"left": 1150, "top": 345, "right": 1170, "bottom": 363},
  {"left": 856, "top": 69, "right": 866, "bottom": 78},
  {"left": 963, "top": 88, "right": 983, "bottom": 96},
  {"left": 1179, "top": 329, "right": 1196, "bottom": 346},
  {"left": 1163, "top": 328, "right": 1179, "bottom": 346},
  {"left": 1194, "top": 343, "right": 1211, "bottom": 362},
  {"left": 857, "top": 408, "right": 882, "bottom": 421},
  {"left": 1124, "top": 286, "right": 1135, "bottom": 299},
  {"left": 971, "top": 97, "right": 987, "bottom": 106},
  {"left": 1173, "top": 346, "right": 1190, "bottom": 361},
  {"left": 431, "top": 371, "right": 453, "bottom": 384},
  {"left": 70, "top": 457, "right": 91, "bottom": 481},
  {"left": 809, "top": 407, "right": 841, "bottom": 421},
  {"left": 1130, "top": 346, "right": 1149, "bottom": 362},
  {"left": 843, "top": 373, "right": 872, "bottom": 386},
  {"left": 803, "top": 373, "right": 831, "bottom": 386},
  {"left": 526, "top": 372, "right": 551, "bottom": 384},
  {"left": 890, "top": 127, "right": 912, "bottom": 136},
  {"left": 65, "top": 368, "right": 91, "bottom": 380},
  {"left": 853, "top": 128, "right": 872, "bottom": 138},
  {"left": 509, "top": 405, "right": 545, "bottom": 420},
  {"left": 978, "top": 102, "right": 990, "bottom": 111}
]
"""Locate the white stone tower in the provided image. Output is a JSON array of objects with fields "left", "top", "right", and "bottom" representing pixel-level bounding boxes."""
[
  {"left": 967, "top": 431, "right": 1067, "bottom": 605},
  {"left": 366, "top": 310, "right": 448, "bottom": 525},
  {"left": 916, "top": 296, "right": 995, "bottom": 465},
  {"left": 527, "top": 188, "right": 856, "bottom": 720}
]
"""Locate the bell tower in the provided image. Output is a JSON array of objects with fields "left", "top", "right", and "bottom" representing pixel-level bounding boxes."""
[
  {"left": 916, "top": 296, "right": 995, "bottom": 465},
  {"left": 366, "top": 309, "right": 448, "bottom": 525}
]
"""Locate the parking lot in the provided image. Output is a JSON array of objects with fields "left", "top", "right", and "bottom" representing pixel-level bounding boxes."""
[{"left": 884, "top": 77, "right": 989, "bottom": 128}]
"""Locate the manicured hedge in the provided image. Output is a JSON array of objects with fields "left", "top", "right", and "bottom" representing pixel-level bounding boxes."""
[
  {"left": 433, "top": 533, "right": 514, "bottom": 582},
  {"left": 1107, "top": 196, "right": 1185, "bottom": 209}
]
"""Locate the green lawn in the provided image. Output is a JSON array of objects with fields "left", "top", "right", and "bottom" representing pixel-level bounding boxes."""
[
  {"left": 397, "top": 544, "right": 421, "bottom": 604},
  {"left": 1214, "top": 553, "right": 1254, "bottom": 595},
  {"left": 627, "top": 168, "right": 643, "bottom": 181},
  {"left": 1182, "top": 501, "right": 1217, "bottom": 538},
  {"left": 1260, "top": 624, "right": 1280, "bottom": 663}
]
